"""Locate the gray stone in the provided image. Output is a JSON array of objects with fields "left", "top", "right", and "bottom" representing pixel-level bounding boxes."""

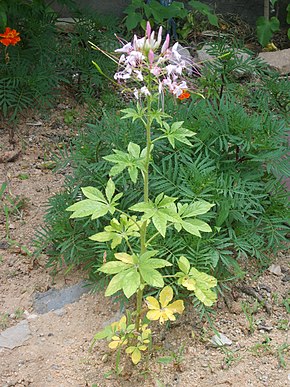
[
  {"left": 0, "top": 320, "right": 31, "bottom": 349},
  {"left": 268, "top": 264, "right": 282, "bottom": 276},
  {"left": 56, "top": 18, "right": 77, "bottom": 33},
  {"left": 33, "top": 281, "right": 91, "bottom": 314},
  {"left": 258, "top": 49, "right": 290, "bottom": 75},
  {"left": 210, "top": 332, "right": 232, "bottom": 347},
  {"left": 196, "top": 44, "right": 214, "bottom": 63}
]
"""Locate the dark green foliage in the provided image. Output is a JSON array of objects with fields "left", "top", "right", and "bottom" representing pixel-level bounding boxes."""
[{"left": 0, "top": 1, "right": 120, "bottom": 124}]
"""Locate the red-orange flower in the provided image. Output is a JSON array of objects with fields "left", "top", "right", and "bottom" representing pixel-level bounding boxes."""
[
  {"left": 178, "top": 90, "right": 190, "bottom": 100},
  {"left": 0, "top": 27, "right": 21, "bottom": 47}
]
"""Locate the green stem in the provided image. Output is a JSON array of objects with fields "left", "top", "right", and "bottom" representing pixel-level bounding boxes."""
[{"left": 136, "top": 97, "right": 152, "bottom": 332}]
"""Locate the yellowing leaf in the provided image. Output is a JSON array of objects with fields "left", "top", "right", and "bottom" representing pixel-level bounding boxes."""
[
  {"left": 167, "top": 300, "right": 184, "bottom": 315},
  {"left": 131, "top": 348, "right": 141, "bottom": 364},
  {"left": 194, "top": 286, "right": 217, "bottom": 307},
  {"left": 159, "top": 285, "right": 173, "bottom": 308},
  {"left": 146, "top": 296, "right": 160, "bottom": 310},
  {"left": 146, "top": 309, "right": 162, "bottom": 321},
  {"left": 182, "top": 277, "right": 196, "bottom": 290},
  {"left": 114, "top": 252, "right": 134, "bottom": 264},
  {"left": 146, "top": 286, "right": 184, "bottom": 324}
]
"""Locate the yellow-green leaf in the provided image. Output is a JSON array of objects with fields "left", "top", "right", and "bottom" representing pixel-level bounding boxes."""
[
  {"left": 146, "top": 296, "right": 160, "bottom": 310},
  {"left": 131, "top": 348, "right": 141, "bottom": 364},
  {"left": 115, "top": 252, "right": 134, "bottom": 264},
  {"left": 167, "top": 300, "right": 184, "bottom": 314},
  {"left": 178, "top": 256, "right": 190, "bottom": 274},
  {"left": 159, "top": 286, "right": 173, "bottom": 308}
]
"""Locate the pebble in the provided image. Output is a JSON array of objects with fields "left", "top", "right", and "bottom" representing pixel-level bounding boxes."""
[{"left": 210, "top": 332, "right": 233, "bottom": 347}]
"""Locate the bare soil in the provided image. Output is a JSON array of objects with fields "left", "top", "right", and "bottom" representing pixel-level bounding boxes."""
[{"left": 0, "top": 103, "right": 289, "bottom": 387}]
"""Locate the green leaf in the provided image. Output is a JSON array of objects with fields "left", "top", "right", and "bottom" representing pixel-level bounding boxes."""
[
  {"left": 128, "top": 166, "right": 138, "bottom": 183},
  {"left": 93, "top": 325, "right": 113, "bottom": 341},
  {"left": 115, "top": 252, "right": 135, "bottom": 264},
  {"left": 163, "top": 121, "right": 195, "bottom": 149},
  {"left": 157, "top": 356, "right": 174, "bottom": 364},
  {"left": 125, "top": 12, "right": 143, "bottom": 30},
  {"left": 148, "top": 258, "right": 172, "bottom": 268},
  {"left": 105, "top": 271, "right": 125, "bottom": 296},
  {"left": 139, "top": 266, "right": 164, "bottom": 287},
  {"left": 182, "top": 218, "right": 212, "bottom": 237},
  {"left": 287, "top": 4, "right": 290, "bottom": 24},
  {"left": 152, "top": 211, "right": 168, "bottom": 237},
  {"left": 179, "top": 201, "right": 214, "bottom": 218},
  {"left": 105, "top": 179, "right": 115, "bottom": 202},
  {"left": 128, "top": 142, "right": 140, "bottom": 158},
  {"left": 89, "top": 231, "right": 114, "bottom": 242},
  {"left": 81, "top": 186, "right": 106, "bottom": 202},
  {"left": 91, "top": 203, "right": 111, "bottom": 219},
  {"left": 216, "top": 201, "right": 231, "bottom": 227},
  {"left": 122, "top": 269, "right": 141, "bottom": 298},
  {"left": 130, "top": 202, "right": 153, "bottom": 212},
  {"left": 256, "top": 16, "right": 280, "bottom": 47},
  {"left": 207, "top": 13, "right": 219, "bottom": 27},
  {"left": 189, "top": 267, "right": 217, "bottom": 288},
  {"left": 99, "top": 261, "right": 130, "bottom": 274},
  {"left": 67, "top": 199, "right": 107, "bottom": 219},
  {"left": 178, "top": 256, "right": 190, "bottom": 274},
  {"left": 194, "top": 286, "right": 217, "bottom": 307}
]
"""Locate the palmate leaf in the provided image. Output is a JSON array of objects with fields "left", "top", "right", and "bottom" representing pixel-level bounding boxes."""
[
  {"left": 160, "top": 121, "right": 196, "bottom": 148},
  {"left": 103, "top": 142, "right": 146, "bottom": 183},
  {"left": 177, "top": 257, "right": 217, "bottom": 306},
  {"left": 89, "top": 215, "right": 141, "bottom": 248},
  {"left": 146, "top": 286, "right": 184, "bottom": 324},
  {"left": 66, "top": 179, "right": 122, "bottom": 219},
  {"left": 130, "top": 193, "right": 181, "bottom": 237}
]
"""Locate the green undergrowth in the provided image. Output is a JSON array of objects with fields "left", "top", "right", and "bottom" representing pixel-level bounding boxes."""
[
  {"left": 0, "top": 0, "right": 120, "bottom": 126},
  {"left": 34, "top": 42, "right": 289, "bottom": 310}
]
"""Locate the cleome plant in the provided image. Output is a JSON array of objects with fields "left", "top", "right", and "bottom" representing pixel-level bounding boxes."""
[{"left": 66, "top": 22, "right": 217, "bottom": 366}]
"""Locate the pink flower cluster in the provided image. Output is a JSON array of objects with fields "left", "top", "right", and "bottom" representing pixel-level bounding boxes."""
[{"left": 114, "top": 22, "right": 196, "bottom": 99}]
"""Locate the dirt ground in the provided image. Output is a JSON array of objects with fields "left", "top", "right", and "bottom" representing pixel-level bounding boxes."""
[{"left": 0, "top": 103, "right": 289, "bottom": 387}]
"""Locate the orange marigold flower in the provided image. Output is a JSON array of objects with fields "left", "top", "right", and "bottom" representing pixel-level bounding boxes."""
[
  {"left": 0, "top": 27, "right": 21, "bottom": 47},
  {"left": 178, "top": 90, "right": 190, "bottom": 100}
]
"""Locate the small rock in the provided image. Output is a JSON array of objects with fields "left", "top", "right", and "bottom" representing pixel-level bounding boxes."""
[
  {"left": 258, "top": 48, "right": 290, "bottom": 74},
  {"left": 257, "top": 324, "right": 273, "bottom": 332},
  {"left": 0, "top": 240, "right": 9, "bottom": 249},
  {"left": 282, "top": 274, "right": 290, "bottom": 282},
  {"left": 33, "top": 281, "right": 91, "bottom": 314},
  {"left": 268, "top": 264, "right": 282, "bottom": 276},
  {"left": 210, "top": 332, "right": 232, "bottom": 347},
  {"left": 0, "top": 320, "right": 31, "bottom": 349}
]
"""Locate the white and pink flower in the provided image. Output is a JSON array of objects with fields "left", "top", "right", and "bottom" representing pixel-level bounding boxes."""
[{"left": 114, "top": 21, "right": 198, "bottom": 100}]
